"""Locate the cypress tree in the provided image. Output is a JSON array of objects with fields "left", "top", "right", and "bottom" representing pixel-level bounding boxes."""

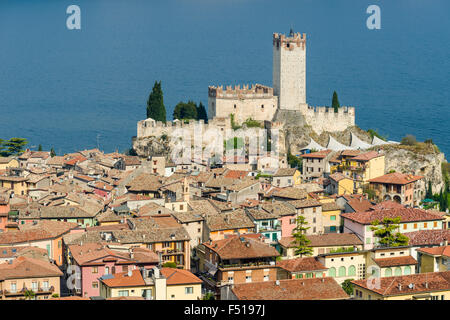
[
  {"left": 196, "top": 102, "right": 208, "bottom": 123},
  {"left": 146, "top": 81, "right": 166, "bottom": 122},
  {"left": 38, "top": 144, "right": 43, "bottom": 151},
  {"left": 332, "top": 91, "right": 340, "bottom": 113},
  {"left": 50, "top": 148, "right": 56, "bottom": 157},
  {"left": 426, "top": 180, "right": 433, "bottom": 199}
]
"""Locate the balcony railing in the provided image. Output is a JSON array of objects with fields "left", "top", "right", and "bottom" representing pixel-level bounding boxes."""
[{"left": 219, "top": 261, "right": 275, "bottom": 269}]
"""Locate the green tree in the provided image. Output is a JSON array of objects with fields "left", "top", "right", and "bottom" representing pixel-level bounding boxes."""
[
  {"left": 38, "top": 144, "right": 43, "bottom": 151},
  {"left": 292, "top": 215, "right": 313, "bottom": 257},
  {"left": 367, "top": 129, "right": 387, "bottom": 141},
  {"left": 2, "top": 138, "right": 28, "bottom": 156},
  {"left": 202, "top": 292, "right": 215, "bottom": 300},
  {"left": 425, "top": 180, "right": 433, "bottom": 199},
  {"left": 51, "top": 293, "right": 60, "bottom": 298},
  {"left": 287, "top": 150, "right": 302, "bottom": 170},
  {"left": 162, "top": 261, "right": 177, "bottom": 268},
  {"left": 341, "top": 279, "right": 354, "bottom": 296},
  {"left": 400, "top": 134, "right": 417, "bottom": 146},
  {"left": 50, "top": 148, "right": 56, "bottom": 157},
  {"left": 23, "top": 289, "right": 36, "bottom": 300},
  {"left": 370, "top": 217, "right": 409, "bottom": 247},
  {"left": 146, "top": 81, "right": 166, "bottom": 122},
  {"left": 196, "top": 102, "right": 208, "bottom": 123},
  {"left": 332, "top": 91, "right": 340, "bottom": 113},
  {"left": 173, "top": 101, "right": 198, "bottom": 120}
]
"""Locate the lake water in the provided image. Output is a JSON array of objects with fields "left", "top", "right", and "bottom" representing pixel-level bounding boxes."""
[{"left": 0, "top": 0, "right": 449, "bottom": 158}]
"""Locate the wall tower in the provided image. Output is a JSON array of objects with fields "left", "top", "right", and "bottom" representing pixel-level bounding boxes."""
[{"left": 272, "top": 31, "right": 307, "bottom": 111}]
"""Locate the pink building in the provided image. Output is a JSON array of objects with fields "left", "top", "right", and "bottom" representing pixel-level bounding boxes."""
[{"left": 67, "top": 243, "right": 159, "bottom": 298}]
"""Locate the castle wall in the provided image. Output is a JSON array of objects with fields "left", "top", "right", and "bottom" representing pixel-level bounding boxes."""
[
  {"left": 301, "top": 105, "right": 355, "bottom": 134},
  {"left": 273, "top": 32, "right": 306, "bottom": 110},
  {"left": 208, "top": 84, "right": 278, "bottom": 124}
]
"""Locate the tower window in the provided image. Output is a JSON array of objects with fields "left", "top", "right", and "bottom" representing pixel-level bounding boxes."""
[
  {"left": 261, "top": 105, "right": 264, "bottom": 109},
  {"left": 234, "top": 104, "right": 236, "bottom": 109}
]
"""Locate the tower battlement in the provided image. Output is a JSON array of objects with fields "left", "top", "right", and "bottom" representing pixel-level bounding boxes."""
[
  {"left": 208, "top": 84, "right": 274, "bottom": 99},
  {"left": 273, "top": 32, "right": 306, "bottom": 50}
]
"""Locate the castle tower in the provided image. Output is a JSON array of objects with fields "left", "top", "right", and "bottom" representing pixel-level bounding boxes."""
[{"left": 272, "top": 31, "right": 307, "bottom": 111}]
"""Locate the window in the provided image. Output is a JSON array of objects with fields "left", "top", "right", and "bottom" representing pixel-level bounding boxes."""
[
  {"left": 404, "top": 266, "right": 411, "bottom": 275},
  {"left": 245, "top": 276, "right": 252, "bottom": 283},
  {"left": 228, "top": 276, "right": 234, "bottom": 283},
  {"left": 385, "top": 268, "right": 392, "bottom": 277},
  {"left": 313, "top": 207, "right": 316, "bottom": 213},
  {"left": 123, "top": 266, "right": 128, "bottom": 273},
  {"left": 414, "top": 223, "right": 418, "bottom": 229},
  {"left": 105, "top": 267, "right": 110, "bottom": 275},
  {"left": 10, "top": 283, "right": 17, "bottom": 293},
  {"left": 403, "top": 224, "right": 407, "bottom": 230},
  {"left": 394, "top": 267, "right": 402, "bottom": 276},
  {"left": 338, "top": 266, "right": 346, "bottom": 277},
  {"left": 264, "top": 275, "right": 269, "bottom": 281},
  {"left": 348, "top": 265, "right": 356, "bottom": 276},
  {"left": 185, "top": 287, "right": 193, "bottom": 294},
  {"left": 434, "top": 221, "right": 438, "bottom": 228},
  {"left": 163, "top": 242, "right": 171, "bottom": 248},
  {"left": 289, "top": 218, "right": 296, "bottom": 224},
  {"left": 118, "top": 290, "right": 129, "bottom": 297},
  {"left": 328, "top": 267, "right": 336, "bottom": 277},
  {"left": 58, "top": 240, "right": 62, "bottom": 248},
  {"left": 92, "top": 281, "right": 98, "bottom": 289},
  {"left": 92, "top": 267, "right": 98, "bottom": 274},
  {"left": 330, "top": 215, "right": 336, "bottom": 221},
  {"left": 32, "top": 282, "right": 38, "bottom": 291}
]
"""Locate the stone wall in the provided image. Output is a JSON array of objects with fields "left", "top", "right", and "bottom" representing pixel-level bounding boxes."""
[
  {"left": 207, "top": 84, "right": 278, "bottom": 124},
  {"left": 301, "top": 105, "right": 355, "bottom": 134}
]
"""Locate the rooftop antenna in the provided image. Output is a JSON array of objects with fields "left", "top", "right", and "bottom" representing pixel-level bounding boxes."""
[{"left": 289, "top": 24, "right": 294, "bottom": 36}]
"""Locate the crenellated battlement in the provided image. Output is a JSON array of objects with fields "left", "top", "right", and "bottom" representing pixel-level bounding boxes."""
[
  {"left": 300, "top": 105, "right": 356, "bottom": 134},
  {"left": 273, "top": 32, "right": 306, "bottom": 50},
  {"left": 208, "top": 83, "right": 274, "bottom": 99}
]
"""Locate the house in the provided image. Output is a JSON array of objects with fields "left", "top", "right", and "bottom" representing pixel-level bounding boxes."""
[
  {"left": 224, "top": 277, "right": 348, "bottom": 300},
  {"left": 272, "top": 168, "right": 301, "bottom": 187},
  {"left": 404, "top": 229, "right": 450, "bottom": 259},
  {"left": 351, "top": 271, "right": 450, "bottom": 300},
  {"left": 99, "top": 266, "right": 202, "bottom": 300},
  {"left": 320, "top": 200, "right": 342, "bottom": 233},
  {"left": 283, "top": 199, "right": 323, "bottom": 236},
  {"left": 339, "top": 151, "right": 385, "bottom": 193},
  {"left": 336, "top": 194, "right": 374, "bottom": 213},
  {"left": 342, "top": 207, "right": 445, "bottom": 250},
  {"left": 277, "top": 257, "right": 328, "bottom": 279},
  {"left": 200, "top": 235, "right": 279, "bottom": 291},
  {"left": 417, "top": 245, "right": 450, "bottom": 273},
  {"left": 67, "top": 242, "right": 159, "bottom": 298},
  {"left": 301, "top": 150, "right": 332, "bottom": 182},
  {"left": 0, "top": 174, "right": 29, "bottom": 196},
  {"left": 365, "top": 246, "right": 418, "bottom": 278},
  {"left": 225, "top": 179, "right": 260, "bottom": 204},
  {"left": 327, "top": 172, "right": 353, "bottom": 195},
  {"left": 0, "top": 256, "right": 62, "bottom": 300},
  {"left": 160, "top": 267, "right": 203, "bottom": 300},
  {"left": 148, "top": 156, "right": 166, "bottom": 176},
  {"left": 279, "top": 233, "right": 364, "bottom": 259},
  {"left": 203, "top": 208, "right": 256, "bottom": 241},
  {"left": 369, "top": 172, "right": 424, "bottom": 207},
  {"left": 317, "top": 250, "right": 367, "bottom": 284},
  {"left": 245, "top": 207, "right": 281, "bottom": 248},
  {"left": 0, "top": 157, "right": 19, "bottom": 170},
  {"left": 269, "top": 187, "right": 308, "bottom": 202},
  {"left": 37, "top": 204, "right": 103, "bottom": 228},
  {"left": 0, "top": 220, "right": 78, "bottom": 266},
  {"left": 125, "top": 173, "right": 163, "bottom": 198}
]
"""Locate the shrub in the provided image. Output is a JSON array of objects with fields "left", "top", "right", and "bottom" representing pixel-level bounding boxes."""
[{"left": 400, "top": 134, "right": 417, "bottom": 146}]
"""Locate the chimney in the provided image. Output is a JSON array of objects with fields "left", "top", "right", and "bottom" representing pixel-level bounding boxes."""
[{"left": 425, "top": 282, "right": 428, "bottom": 289}]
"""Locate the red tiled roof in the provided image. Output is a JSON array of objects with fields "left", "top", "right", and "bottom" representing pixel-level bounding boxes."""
[
  {"left": 101, "top": 269, "right": 146, "bottom": 287},
  {"left": 0, "top": 256, "right": 63, "bottom": 280},
  {"left": 300, "top": 150, "right": 332, "bottom": 159},
  {"left": 351, "top": 151, "right": 383, "bottom": 161},
  {"left": 369, "top": 172, "right": 424, "bottom": 185},
  {"left": 160, "top": 268, "right": 202, "bottom": 285},
  {"left": 373, "top": 256, "right": 418, "bottom": 267},
  {"left": 352, "top": 271, "right": 450, "bottom": 296},
  {"left": 277, "top": 257, "right": 327, "bottom": 272},
  {"left": 404, "top": 230, "right": 450, "bottom": 246},
  {"left": 232, "top": 278, "right": 349, "bottom": 300},
  {"left": 417, "top": 245, "right": 450, "bottom": 258},
  {"left": 341, "top": 207, "right": 444, "bottom": 225}
]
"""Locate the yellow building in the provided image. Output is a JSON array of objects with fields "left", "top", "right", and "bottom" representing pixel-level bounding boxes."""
[
  {"left": 0, "top": 176, "right": 29, "bottom": 195},
  {"left": 99, "top": 267, "right": 202, "bottom": 300},
  {"left": 0, "top": 256, "right": 62, "bottom": 300},
  {"left": 365, "top": 247, "right": 418, "bottom": 278},
  {"left": 352, "top": 271, "right": 450, "bottom": 300},
  {"left": 340, "top": 151, "right": 385, "bottom": 194},
  {"left": 327, "top": 172, "right": 353, "bottom": 196},
  {"left": 417, "top": 245, "right": 450, "bottom": 273},
  {"left": 0, "top": 157, "right": 19, "bottom": 170}
]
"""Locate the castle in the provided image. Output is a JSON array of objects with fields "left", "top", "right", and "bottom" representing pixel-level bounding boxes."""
[{"left": 137, "top": 30, "right": 355, "bottom": 140}]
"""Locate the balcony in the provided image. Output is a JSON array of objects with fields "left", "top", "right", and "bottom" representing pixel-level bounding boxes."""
[
  {"left": 218, "top": 261, "right": 275, "bottom": 269},
  {"left": 160, "top": 248, "right": 185, "bottom": 255}
]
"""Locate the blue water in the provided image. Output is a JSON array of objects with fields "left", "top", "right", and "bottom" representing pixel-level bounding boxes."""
[{"left": 0, "top": 0, "right": 449, "bottom": 157}]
